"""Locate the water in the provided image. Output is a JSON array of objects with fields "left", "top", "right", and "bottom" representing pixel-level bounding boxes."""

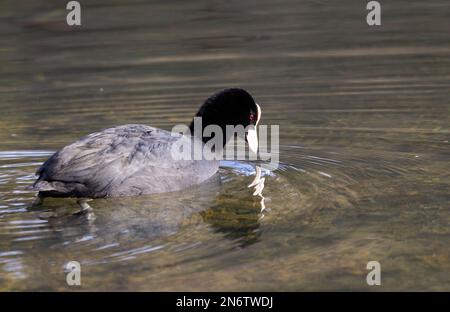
[{"left": 1, "top": 0, "right": 449, "bottom": 291}]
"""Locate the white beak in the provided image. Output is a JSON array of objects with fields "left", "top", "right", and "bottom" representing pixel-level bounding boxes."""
[
  {"left": 247, "top": 126, "right": 258, "bottom": 154},
  {"left": 247, "top": 102, "right": 261, "bottom": 155}
]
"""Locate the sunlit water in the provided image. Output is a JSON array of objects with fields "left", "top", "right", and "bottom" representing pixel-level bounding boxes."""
[{"left": 0, "top": 0, "right": 449, "bottom": 291}]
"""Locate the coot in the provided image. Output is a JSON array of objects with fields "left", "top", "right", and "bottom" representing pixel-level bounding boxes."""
[{"left": 32, "top": 88, "right": 261, "bottom": 212}]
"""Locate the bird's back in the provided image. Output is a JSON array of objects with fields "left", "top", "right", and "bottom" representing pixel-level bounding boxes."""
[{"left": 33, "top": 124, "right": 219, "bottom": 198}]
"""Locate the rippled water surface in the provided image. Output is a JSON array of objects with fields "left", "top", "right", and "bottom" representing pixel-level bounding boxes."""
[{"left": 1, "top": 0, "right": 449, "bottom": 291}]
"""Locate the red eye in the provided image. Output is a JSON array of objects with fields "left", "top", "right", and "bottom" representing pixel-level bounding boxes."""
[{"left": 249, "top": 113, "right": 256, "bottom": 123}]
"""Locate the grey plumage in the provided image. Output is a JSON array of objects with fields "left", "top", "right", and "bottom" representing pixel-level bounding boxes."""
[{"left": 33, "top": 124, "right": 219, "bottom": 198}]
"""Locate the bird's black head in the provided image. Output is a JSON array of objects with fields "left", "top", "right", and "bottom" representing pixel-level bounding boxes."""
[{"left": 189, "top": 88, "right": 261, "bottom": 152}]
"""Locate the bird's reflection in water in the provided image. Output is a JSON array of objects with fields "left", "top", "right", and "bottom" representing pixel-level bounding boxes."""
[
  {"left": 248, "top": 165, "right": 266, "bottom": 212},
  {"left": 201, "top": 200, "right": 262, "bottom": 247},
  {"left": 32, "top": 165, "right": 267, "bottom": 249},
  {"left": 201, "top": 165, "right": 267, "bottom": 247}
]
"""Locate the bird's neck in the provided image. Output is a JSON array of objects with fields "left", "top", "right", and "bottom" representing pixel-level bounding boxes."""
[{"left": 188, "top": 118, "right": 228, "bottom": 147}]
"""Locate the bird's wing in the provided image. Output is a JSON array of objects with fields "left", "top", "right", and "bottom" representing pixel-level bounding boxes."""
[{"left": 34, "top": 124, "right": 205, "bottom": 197}]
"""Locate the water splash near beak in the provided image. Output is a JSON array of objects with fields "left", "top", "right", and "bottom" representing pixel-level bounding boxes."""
[{"left": 248, "top": 165, "right": 266, "bottom": 212}]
